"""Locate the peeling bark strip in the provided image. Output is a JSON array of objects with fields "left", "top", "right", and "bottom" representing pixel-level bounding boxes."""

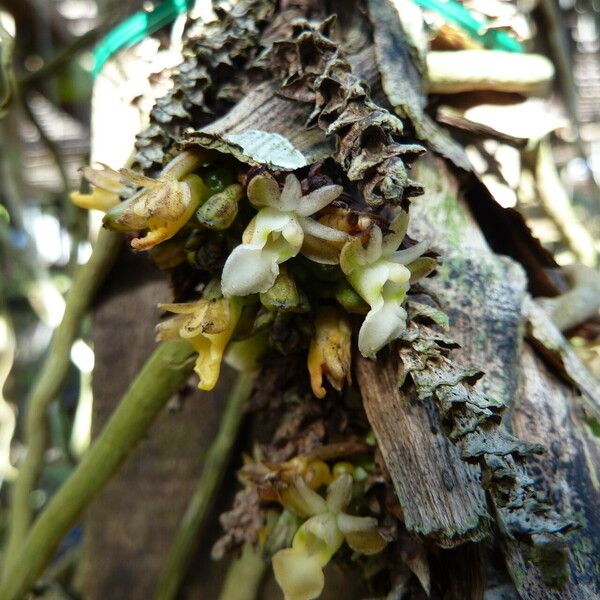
[
  {"left": 396, "top": 323, "right": 574, "bottom": 550},
  {"left": 269, "top": 18, "right": 425, "bottom": 207},
  {"left": 356, "top": 353, "right": 490, "bottom": 546}
]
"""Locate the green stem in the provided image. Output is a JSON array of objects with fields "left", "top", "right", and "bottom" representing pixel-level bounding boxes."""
[
  {"left": 153, "top": 371, "right": 254, "bottom": 600},
  {"left": 218, "top": 544, "right": 267, "bottom": 600},
  {"left": 0, "top": 340, "right": 196, "bottom": 600},
  {"left": 3, "top": 228, "right": 121, "bottom": 575}
]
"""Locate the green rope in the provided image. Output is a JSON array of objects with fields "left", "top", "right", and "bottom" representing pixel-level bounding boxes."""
[
  {"left": 413, "top": 0, "right": 524, "bottom": 53},
  {"left": 92, "top": 0, "right": 190, "bottom": 77}
]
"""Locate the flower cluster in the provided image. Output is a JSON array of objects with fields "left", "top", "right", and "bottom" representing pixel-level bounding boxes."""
[{"left": 72, "top": 154, "right": 436, "bottom": 392}]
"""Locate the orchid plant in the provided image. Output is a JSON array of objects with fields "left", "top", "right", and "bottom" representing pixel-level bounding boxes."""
[
  {"left": 72, "top": 155, "right": 436, "bottom": 395},
  {"left": 72, "top": 152, "right": 437, "bottom": 599}
]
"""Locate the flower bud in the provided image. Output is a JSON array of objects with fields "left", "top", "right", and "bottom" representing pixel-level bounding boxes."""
[
  {"left": 196, "top": 183, "right": 243, "bottom": 230},
  {"left": 334, "top": 281, "right": 369, "bottom": 314},
  {"left": 148, "top": 239, "right": 186, "bottom": 269},
  {"left": 260, "top": 270, "right": 308, "bottom": 313}
]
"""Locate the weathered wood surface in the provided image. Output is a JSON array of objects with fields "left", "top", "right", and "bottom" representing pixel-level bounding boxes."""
[
  {"left": 80, "top": 250, "right": 230, "bottom": 599},
  {"left": 356, "top": 354, "right": 490, "bottom": 546},
  {"left": 410, "top": 158, "right": 600, "bottom": 597},
  {"left": 505, "top": 338, "right": 600, "bottom": 599}
]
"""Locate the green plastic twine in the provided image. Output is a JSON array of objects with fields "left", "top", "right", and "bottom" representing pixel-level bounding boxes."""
[
  {"left": 412, "top": 0, "right": 524, "bottom": 53},
  {"left": 92, "top": 0, "right": 190, "bottom": 77}
]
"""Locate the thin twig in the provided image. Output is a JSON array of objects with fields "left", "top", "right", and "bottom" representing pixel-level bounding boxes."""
[
  {"left": 154, "top": 371, "right": 255, "bottom": 600},
  {"left": 2, "top": 228, "right": 121, "bottom": 577},
  {"left": 0, "top": 340, "right": 196, "bottom": 600}
]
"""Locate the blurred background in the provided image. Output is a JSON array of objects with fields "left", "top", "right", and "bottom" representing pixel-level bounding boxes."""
[{"left": 0, "top": 0, "right": 599, "bottom": 597}]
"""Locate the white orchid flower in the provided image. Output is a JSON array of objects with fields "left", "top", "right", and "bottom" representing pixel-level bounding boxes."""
[
  {"left": 340, "top": 212, "right": 435, "bottom": 358},
  {"left": 221, "top": 173, "right": 346, "bottom": 297}
]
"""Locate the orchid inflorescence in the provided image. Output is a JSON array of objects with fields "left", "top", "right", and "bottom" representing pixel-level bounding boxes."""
[
  {"left": 72, "top": 150, "right": 427, "bottom": 598},
  {"left": 72, "top": 149, "right": 435, "bottom": 392}
]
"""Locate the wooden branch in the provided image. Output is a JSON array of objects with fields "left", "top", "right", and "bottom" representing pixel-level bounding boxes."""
[
  {"left": 355, "top": 353, "right": 490, "bottom": 546},
  {"left": 506, "top": 343, "right": 600, "bottom": 598}
]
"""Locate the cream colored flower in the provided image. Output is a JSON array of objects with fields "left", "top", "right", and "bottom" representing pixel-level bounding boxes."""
[
  {"left": 340, "top": 212, "right": 435, "bottom": 358},
  {"left": 155, "top": 296, "right": 241, "bottom": 391},
  {"left": 101, "top": 150, "right": 206, "bottom": 251},
  {"left": 273, "top": 474, "right": 387, "bottom": 600},
  {"left": 221, "top": 173, "right": 346, "bottom": 297}
]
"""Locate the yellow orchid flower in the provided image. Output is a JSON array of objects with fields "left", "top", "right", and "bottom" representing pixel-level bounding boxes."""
[
  {"left": 98, "top": 150, "right": 207, "bottom": 251},
  {"left": 155, "top": 296, "right": 241, "bottom": 391},
  {"left": 69, "top": 164, "right": 128, "bottom": 212},
  {"left": 273, "top": 473, "right": 387, "bottom": 600}
]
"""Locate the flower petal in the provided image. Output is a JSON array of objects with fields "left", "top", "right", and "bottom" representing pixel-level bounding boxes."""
[
  {"left": 295, "top": 184, "right": 343, "bottom": 217},
  {"left": 337, "top": 514, "right": 388, "bottom": 555},
  {"left": 326, "top": 473, "right": 352, "bottom": 514},
  {"left": 70, "top": 188, "right": 119, "bottom": 212},
  {"left": 381, "top": 211, "right": 409, "bottom": 255},
  {"left": 357, "top": 300, "right": 408, "bottom": 358},
  {"left": 365, "top": 226, "right": 383, "bottom": 264},
  {"left": 281, "top": 476, "right": 328, "bottom": 517},
  {"left": 293, "top": 513, "right": 344, "bottom": 561},
  {"left": 159, "top": 149, "right": 204, "bottom": 180},
  {"left": 119, "top": 168, "right": 159, "bottom": 189},
  {"left": 272, "top": 548, "right": 325, "bottom": 600},
  {"left": 280, "top": 174, "right": 303, "bottom": 211},
  {"left": 389, "top": 239, "right": 429, "bottom": 265},
  {"left": 155, "top": 315, "right": 187, "bottom": 342},
  {"left": 251, "top": 208, "right": 296, "bottom": 246},
  {"left": 348, "top": 261, "right": 390, "bottom": 308},
  {"left": 340, "top": 236, "right": 368, "bottom": 275},
  {"left": 221, "top": 244, "right": 280, "bottom": 296},
  {"left": 298, "top": 216, "right": 348, "bottom": 243},
  {"left": 80, "top": 164, "right": 128, "bottom": 193},
  {"left": 301, "top": 233, "right": 341, "bottom": 265}
]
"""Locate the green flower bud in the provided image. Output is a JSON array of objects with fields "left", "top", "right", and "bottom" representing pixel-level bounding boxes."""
[
  {"left": 196, "top": 183, "right": 243, "bottom": 230},
  {"left": 202, "top": 277, "right": 224, "bottom": 300},
  {"left": 270, "top": 313, "right": 307, "bottom": 355},
  {"left": 260, "top": 271, "right": 310, "bottom": 313},
  {"left": 334, "top": 282, "right": 369, "bottom": 314},
  {"left": 186, "top": 236, "right": 227, "bottom": 272}
]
